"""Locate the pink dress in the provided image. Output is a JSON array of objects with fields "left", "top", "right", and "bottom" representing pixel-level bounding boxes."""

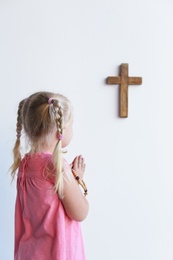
[{"left": 14, "top": 153, "right": 86, "bottom": 260}]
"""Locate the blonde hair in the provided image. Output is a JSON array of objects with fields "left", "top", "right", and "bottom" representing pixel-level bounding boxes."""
[{"left": 10, "top": 91, "right": 73, "bottom": 198}]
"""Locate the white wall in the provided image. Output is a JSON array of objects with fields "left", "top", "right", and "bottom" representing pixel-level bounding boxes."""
[{"left": 1, "top": 0, "right": 173, "bottom": 259}]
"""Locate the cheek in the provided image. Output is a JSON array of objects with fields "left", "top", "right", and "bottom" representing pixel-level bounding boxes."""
[
  {"left": 69, "top": 128, "right": 73, "bottom": 140},
  {"left": 62, "top": 128, "right": 73, "bottom": 147},
  {"left": 67, "top": 128, "right": 73, "bottom": 143}
]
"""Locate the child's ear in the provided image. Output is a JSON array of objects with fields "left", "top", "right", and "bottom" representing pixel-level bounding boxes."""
[{"left": 56, "top": 131, "right": 59, "bottom": 139}]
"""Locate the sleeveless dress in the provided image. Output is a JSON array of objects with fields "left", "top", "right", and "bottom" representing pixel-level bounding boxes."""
[{"left": 14, "top": 152, "right": 86, "bottom": 260}]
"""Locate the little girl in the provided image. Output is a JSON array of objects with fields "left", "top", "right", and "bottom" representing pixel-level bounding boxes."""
[{"left": 10, "top": 91, "right": 89, "bottom": 260}]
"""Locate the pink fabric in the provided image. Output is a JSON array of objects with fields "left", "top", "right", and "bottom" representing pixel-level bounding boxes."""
[{"left": 14, "top": 153, "right": 86, "bottom": 260}]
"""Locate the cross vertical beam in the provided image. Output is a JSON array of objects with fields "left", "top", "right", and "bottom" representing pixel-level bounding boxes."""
[{"left": 106, "top": 63, "right": 142, "bottom": 118}]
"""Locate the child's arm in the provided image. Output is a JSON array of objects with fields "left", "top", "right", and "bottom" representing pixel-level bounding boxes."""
[{"left": 61, "top": 155, "right": 89, "bottom": 222}]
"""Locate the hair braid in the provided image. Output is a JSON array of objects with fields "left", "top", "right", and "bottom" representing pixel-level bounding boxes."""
[
  {"left": 11, "top": 99, "right": 26, "bottom": 178},
  {"left": 51, "top": 99, "right": 64, "bottom": 196},
  {"left": 54, "top": 100, "right": 63, "bottom": 134}
]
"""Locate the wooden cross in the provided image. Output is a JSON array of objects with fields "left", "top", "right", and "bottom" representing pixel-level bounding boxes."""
[{"left": 106, "top": 63, "right": 142, "bottom": 118}]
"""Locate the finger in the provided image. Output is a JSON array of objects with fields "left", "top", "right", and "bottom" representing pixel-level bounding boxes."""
[
  {"left": 71, "top": 156, "right": 78, "bottom": 168},
  {"left": 80, "top": 157, "right": 85, "bottom": 169}
]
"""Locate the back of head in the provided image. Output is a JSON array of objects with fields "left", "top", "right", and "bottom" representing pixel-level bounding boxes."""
[{"left": 22, "top": 91, "right": 72, "bottom": 151}]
